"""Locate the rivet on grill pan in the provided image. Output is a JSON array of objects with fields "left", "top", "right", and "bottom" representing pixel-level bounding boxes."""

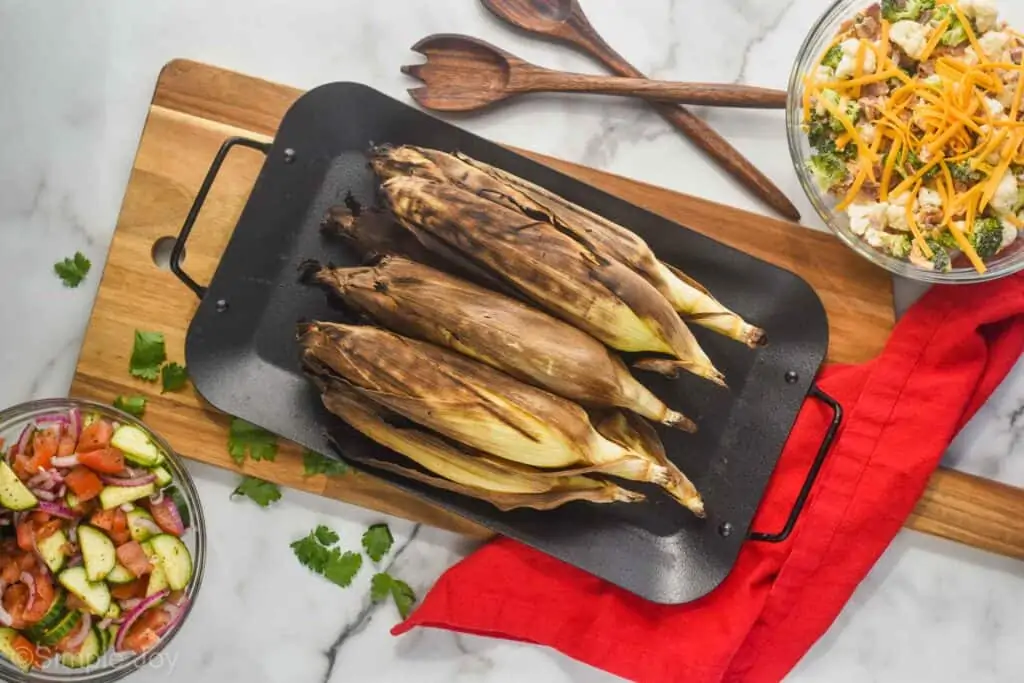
[
  {"left": 215, "top": 299, "right": 229, "bottom": 312},
  {"left": 283, "top": 148, "right": 296, "bottom": 163},
  {"left": 718, "top": 522, "right": 733, "bottom": 537},
  {"left": 784, "top": 371, "right": 799, "bottom": 384}
]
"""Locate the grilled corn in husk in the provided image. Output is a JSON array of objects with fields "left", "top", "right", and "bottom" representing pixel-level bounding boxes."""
[
  {"left": 298, "top": 321, "right": 672, "bottom": 486},
  {"left": 380, "top": 176, "right": 725, "bottom": 386},
  {"left": 314, "top": 377, "right": 645, "bottom": 510},
  {"left": 594, "top": 410, "right": 704, "bottom": 517},
  {"left": 308, "top": 257, "right": 696, "bottom": 432},
  {"left": 371, "top": 145, "right": 764, "bottom": 348}
]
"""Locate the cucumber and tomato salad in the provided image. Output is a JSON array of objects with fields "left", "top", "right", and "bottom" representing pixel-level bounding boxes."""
[{"left": 0, "top": 409, "right": 194, "bottom": 671}]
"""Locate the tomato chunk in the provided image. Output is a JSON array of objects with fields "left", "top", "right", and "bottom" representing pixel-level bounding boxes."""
[
  {"left": 65, "top": 467, "right": 103, "bottom": 503},
  {"left": 10, "top": 633, "right": 42, "bottom": 669},
  {"left": 15, "top": 523, "right": 34, "bottom": 553},
  {"left": 2, "top": 583, "right": 29, "bottom": 630},
  {"left": 115, "top": 541, "right": 152, "bottom": 578},
  {"left": 78, "top": 448, "right": 125, "bottom": 475},
  {"left": 25, "top": 430, "right": 58, "bottom": 474},
  {"left": 110, "top": 577, "right": 148, "bottom": 600},
  {"left": 57, "top": 435, "right": 76, "bottom": 457},
  {"left": 91, "top": 508, "right": 130, "bottom": 545},
  {"left": 76, "top": 420, "right": 113, "bottom": 453},
  {"left": 119, "top": 606, "right": 171, "bottom": 654},
  {"left": 149, "top": 499, "right": 185, "bottom": 537},
  {"left": 22, "top": 570, "right": 54, "bottom": 624}
]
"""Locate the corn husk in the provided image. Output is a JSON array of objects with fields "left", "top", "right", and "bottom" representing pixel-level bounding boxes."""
[
  {"left": 371, "top": 145, "right": 764, "bottom": 347},
  {"left": 308, "top": 257, "right": 696, "bottom": 432},
  {"left": 380, "top": 176, "right": 725, "bottom": 386},
  {"left": 315, "top": 377, "right": 644, "bottom": 510},
  {"left": 299, "top": 322, "right": 671, "bottom": 486},
  {"left": 594, "top": 410, "right": 704, "bottom": 517}
]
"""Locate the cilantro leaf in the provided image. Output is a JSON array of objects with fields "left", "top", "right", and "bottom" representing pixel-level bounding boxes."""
[
  {"left": 113, "top": 395, "right": 147, "bottom": 417},
  {"left": 227, "top": 418, "right": 278, "bottom": 465},
  {"left": 371, "top": 572, "right": 416, "bottom": 618},
  {"left": 322, "top": 551, "right": 363, "bottom": 588},
  {"left": 161, "top": 362, "right": 189, "bottom": 393},
  {"left": 231, "top": 476, "right": 281, "bottom": 507},
  {"left": 314, "top": 525, "right": 339, "bottom": 546},
  {"left": 362, "top": 524, "right": 393, "bottom": 562},
  {"left": 54, "top": 251, "right": 91, "bottom": 288},
  {"left": 303, "top": 449, "right": 348, "bottom": 477},
  {"left": 129, "top": 331, "right": 166, "bottom": 381},
  {"left": 291, "top": 531, "right": 333, "bottom": 573}
]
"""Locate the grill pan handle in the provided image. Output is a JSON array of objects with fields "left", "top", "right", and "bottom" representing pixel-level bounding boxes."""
[
  {"left": 748, "top": 385, "right": 843, "bottom": 543},
  {"left": 171, "top": 136, "right": 272, "bottom": 298}
]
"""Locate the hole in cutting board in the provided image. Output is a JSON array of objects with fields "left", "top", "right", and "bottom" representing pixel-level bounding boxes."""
[{"left": 151, "top": 236, "right": 183, "bottom": 270}]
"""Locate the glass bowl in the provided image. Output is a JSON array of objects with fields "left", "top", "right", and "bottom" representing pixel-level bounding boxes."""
[
  {"left": 0, "top": 398, "right": 206, "bottom": 682},
  {"left": 786, "top": 0, "right": 1024, "bottom": 283}
]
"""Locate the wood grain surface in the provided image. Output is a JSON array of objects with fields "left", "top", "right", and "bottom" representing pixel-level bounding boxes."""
[{"left": 69, "top": 59, "right": 1024, "bottom": 562}]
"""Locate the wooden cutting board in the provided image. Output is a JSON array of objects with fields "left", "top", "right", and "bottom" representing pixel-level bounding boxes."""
[{"left": 70, "top": 59, "right": 1024, "bottom": 560}]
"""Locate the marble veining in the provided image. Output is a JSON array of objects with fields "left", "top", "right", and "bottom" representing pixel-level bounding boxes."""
[{"left": 3, "top": 0, "right": 1024, "bottom": 681}]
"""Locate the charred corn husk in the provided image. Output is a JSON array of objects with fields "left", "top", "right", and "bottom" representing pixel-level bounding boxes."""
[
  {"left": 594, "top": 410, "right": 704, "bottom": 517},
  {"left": 299, "top": 322, "right": 671, "bottom": 486},
  {"left": 380, "top": 176, "right": 725, "bottom": 386},
  {"left": 308, "top": 257, "right": 696, "bottom": 432},
  {"left": 370, "top": 145, "right": 763, "bottom": 348},
  {"left": 315, "top": 377, "right": 645, "bottom": 510}
]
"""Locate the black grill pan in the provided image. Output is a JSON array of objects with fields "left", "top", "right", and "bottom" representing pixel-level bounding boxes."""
[{"left": 171, "top": 82, "right": 839, "bottom": 605}]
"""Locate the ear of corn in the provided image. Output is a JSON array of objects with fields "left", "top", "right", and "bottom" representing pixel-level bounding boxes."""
[
  {"left": 380, "top": 176, "right": 725, "bottom": 386},
  {"left": 594, "top": 411, "right": 705, "bottom": 517},
  {"left": 309, "top": 258, "right": 696, "bottom": 432},
  {"left": 299, "top": 322, "right": 670, "bottom": 486},
  {"left": 451, "top": 151, "right": 766, "bottom": 348},
  {"left": 315, "top": 378, "right": 645, "bottom": 511}
]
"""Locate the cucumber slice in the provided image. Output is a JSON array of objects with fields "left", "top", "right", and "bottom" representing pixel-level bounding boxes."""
[
  {"left": 98, "top": 483, "right": 155, "bottom": 510},
  {"left": 146, "top": 563, "right": 168, "bottom": 597},
  {"left": 37, "top": 530, "right": 69, "bottom": 573},
  {"left": 78, "top": 526, "right": 116, "bottom": 582},
  {"left": 106, "top": 563, "right": 135, "bottom": 585},
  {"left": 165, "top": 486, "right": 191, "bottom": 529},
  {"left": 83, "top": 413, "right": 99, "bottom": 428},
  {"left": 58, "top": 568, "right": 111, "bottom": 616},
  {"left": 149, "top": 535, "right": 193, "bottom": 591},
  {"left": 60, "top": 627, "right": 102, "bottom": 669},
  {"left": 104, "top": 602, "right": 121, "bottom": 620},
  {"left": 0, "top": 461, "right": 37, "bottom": 511},
  {"left": 65, "top": 491, "right": 80, "bottom": 509},
  {"left": 152, "top": 467, "right": 172, "bottom": 488},
  {"left": 0, "top": 627, "right": 33, "bottom": 671},
  {"left": 37, "top": 608, "right": 82, "bottom": 647},
  {"left": 110, "top": 425, "right": 164, "bottom": 467},
  {"left": 24, "top": 590, "right": 66, "bottom": 641},
  {"left": 127, "top": 509, "right": 158, "bottom": 543}
]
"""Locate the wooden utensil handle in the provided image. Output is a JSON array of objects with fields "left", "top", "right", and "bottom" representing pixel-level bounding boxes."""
[
  {"left": 521, "top": 71, "right": 788, "bottom": 109},
  {"left": 561, "top": 7, "right": 801, "bottom": 221}
]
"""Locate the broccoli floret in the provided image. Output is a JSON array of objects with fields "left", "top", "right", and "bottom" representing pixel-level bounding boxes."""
[
  {"left": 882, "top": 0, "right": 936, "bottom": 23},
  {"left": 880, "top": 233, "right": 913, "bottom": 259},
  {"left": 932, "top": 229, "right": 960, "bottom": 251},
  {"left": 1015, "top": 186, "right": 1024, "bottom": 214},
  {"left": 807, "top": 120, "right": 833, "bottom": 150},
  {"left": 971, "top": 217, "right": 1004, "bottom": 259},
  {"left": 898, "top": 150, "right": 939, "bottom": 180},
  {"left": 933, "top": 6, "right": 969, "bottom": 47},
  {"left": 925, "top": 239, "right": 952, "bottom": 272},
  {"left": 949, "top": 161, "right": 983, "bottom": 186},
  {"left": 808, "top": 152, "right": 849, "bottom": 190},
  {"left": 822, "top": 45, "right": 843, "bottom": 70}
]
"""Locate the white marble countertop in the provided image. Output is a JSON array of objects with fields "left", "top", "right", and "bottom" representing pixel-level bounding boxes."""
[{"left": 3, "top": 0, "right": 1024, "bottom": 681}]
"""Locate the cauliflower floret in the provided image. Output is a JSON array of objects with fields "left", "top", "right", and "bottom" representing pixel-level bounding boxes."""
[
  {"left": 991, "top": 171, "right": 1020, "bottom": 215},
  {"left": 1001, "top": 219, "right": 1019, "bottom": 250},
  {"left": 815, "top": 65, "right": 834, "bottom": 83},
  {"left": 978, "top": 31, "right": 1012, "bottom": 61},
  {"left": 847, "top": 202, "right": 889, "bottom": 236},
  {"left": 918, "top": 187, "right": 943, "bottom": 209},
  {"left": 890, "top": 20, "right": 930, "bottom": 61},
  {"left": 886, "top": 193, "right": 912, "bottom": 232},
  {"left": 864, "top": 228, "right": 887, "bottom": 248},
  {"left": 961, "top": 0, "right": 1000, "bottom": 33},
  {"left": 964, "top": 47, "right": 980, "bottom": 66},
  {"left": 984, "top": 96, "right": 1006, "bottom": 118},
  {"left": 924, "top": 74, "right": 943, "bottom": 89},
  {"left": 859, "top": 123, "right": 877, "bottom": 145},
  {"left": 835, "top": 38, "right": 878, "bottom": 79},
  {"left": 998, "top": 85, "right": 1018, "bottom": 110}
]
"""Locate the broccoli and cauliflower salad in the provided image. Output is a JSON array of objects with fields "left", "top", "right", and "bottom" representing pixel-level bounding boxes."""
[{"left": 802, "top": 0, "right": 1024, "bottom": 273}]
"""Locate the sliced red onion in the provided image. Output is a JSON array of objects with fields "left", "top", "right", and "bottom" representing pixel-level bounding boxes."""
[
  {"left": 0, "top": 518, "right": 9, "bottom": 526},
  {"left": 119, "top": 503, "right": 135, "bottom": 513},
  {"left": 56, "top": 484, "right": 66, "bottom": 498},
  {"left": 67, "top": 555, "right": 82, "bottom": 568},
  {"left": 120, "top": 598, "right": 142, "bottom": 611},
  {"left": 66, "top": 611, "right": 92, "bottom": 652},
  {"left": 133, "top": 517, "right": 161, "bottom": 537},
  {"left": 68, "top": 408, "right": 82, "bottom": 443},
  {"left": 101, "top": 473, "right": 155, "bottom": 487},
  {"left": 31, "top": 488, "right": 56, "bottom": 502},
  {"left": 27, "top": 471, "right": 50, "bottom": 489},
  {"left": 36, "top": 501, "right": 75, "bottom": 519},
  {"left": 12, "top": 512, "right": 24, "bottom": 527},
  {"left": 21, "top": 572, "right": 35, "bottom": 614},
  {"left": 34, "top": 413, "right": 69, "bottom": 427},
  {"left": 148, "top": 497, "right": 184, "bottom": 536},
  {"left": 116, "top": 590, "right": 168, "bottom": 651},
  {"left": 0, "top": 587, "right": 11, "bottom": 628},
  {"left": 97, "top": 617, "right": 113, "bottom": 630},
  {"left": 15, "top": 424, "right": 34, "bottom": 458},
  {"left": 50, "top": 454, "right": 79, "bottom": 469},
  {"left": 124, "top": 467, "right": 151, "bottom": 479},
  {"left": 69, "top": 526, "right": 78, "bottom": 544},
  {"left": 155, "top": 597, "right": 189, "bottom": 637},
  {"left": 149, "top": 490, "right": 164, "bottom": 506}
]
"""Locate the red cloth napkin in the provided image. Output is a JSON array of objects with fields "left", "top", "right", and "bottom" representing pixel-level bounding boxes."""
[{"left": 393, "top": 273, "right": 1024, "bottom": 683}]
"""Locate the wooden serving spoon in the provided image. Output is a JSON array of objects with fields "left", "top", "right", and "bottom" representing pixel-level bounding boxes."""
[
  {"left": 402, "top": 34, "right": 789, "bottom": 112},
  {"left": 479, "top": 0, "right": 801, "bottom": 222}
]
